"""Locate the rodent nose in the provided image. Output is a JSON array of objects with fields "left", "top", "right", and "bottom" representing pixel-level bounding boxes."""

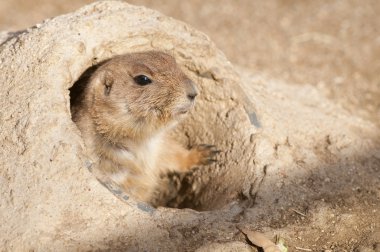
[
  {"left": 185, "top": 79, "right": 198, "bottom": 101},
  {"left": 187, "top": 91, "right": 198, "bottom": 101}
]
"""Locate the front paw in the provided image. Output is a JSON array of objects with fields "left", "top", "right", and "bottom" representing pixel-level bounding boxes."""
[{"left": 189, "top": 144, "right": 221, "bottom": 166}]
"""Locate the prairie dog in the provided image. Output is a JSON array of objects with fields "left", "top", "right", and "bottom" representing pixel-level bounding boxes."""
[{"left": 71, "top": 51, "right": 218, "bottom": 204}]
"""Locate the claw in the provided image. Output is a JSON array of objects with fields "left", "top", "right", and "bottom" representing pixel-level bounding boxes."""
[
  {"left": 211, "top": 150, "right": 222, "bottom": 155},
  {"left": 208, "top": 158, "right": 217, "bottom": 163},
  {"left": 190, "top": 144, "right": 221, "bottom": 167},
  {"left": 198, "top": 144, "right": 216, "bottom": 149}
]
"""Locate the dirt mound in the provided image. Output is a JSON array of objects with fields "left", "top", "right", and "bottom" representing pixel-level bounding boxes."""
[{"left": 0, "top": 1, "right": 379, "bottom": 251}]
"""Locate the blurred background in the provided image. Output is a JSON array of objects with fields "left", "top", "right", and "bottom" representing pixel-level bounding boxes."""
[{"left": 1, "top": 0, "right": 379, "bottom": 125}]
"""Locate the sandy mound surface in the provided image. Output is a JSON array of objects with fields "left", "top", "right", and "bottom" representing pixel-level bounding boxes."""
[{"left": 0, "top": 1, "right": 379, "bottom": 251}]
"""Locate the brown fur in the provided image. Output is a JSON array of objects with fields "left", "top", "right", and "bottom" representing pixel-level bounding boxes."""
[{"left": 71, "top": 51, "right": 218, "bottom": 204}]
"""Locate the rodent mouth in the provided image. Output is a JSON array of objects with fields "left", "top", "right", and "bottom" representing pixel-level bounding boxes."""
[
  {"left": 175, "top": 104, "right": 193, "bottom": 116},
  {"left": 174, "top": 109, "right": 189, "bottom": 117},
  {"left": 173, "top": 100, "right": 195, "bottom": 117}
]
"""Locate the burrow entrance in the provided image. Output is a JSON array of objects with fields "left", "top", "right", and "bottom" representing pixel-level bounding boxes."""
[{"left": 69, "top": 60, "right": 248, "bottom": 211}]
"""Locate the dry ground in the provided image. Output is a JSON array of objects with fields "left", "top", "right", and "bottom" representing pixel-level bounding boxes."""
[{"left": 1, "top": 0, "right": 379, "bottom": 251}]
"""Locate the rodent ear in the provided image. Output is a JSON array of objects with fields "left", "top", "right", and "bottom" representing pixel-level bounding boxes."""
[
  {"left": 104, "top": 78, "right": 113, "bottom": 96},
  {"left": 93, "top": 70, "right": 113, "bottom": 96}
]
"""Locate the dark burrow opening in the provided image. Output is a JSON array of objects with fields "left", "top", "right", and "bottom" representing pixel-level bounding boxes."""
[{"left": 69, "top": 61, "right": 233, "bottom": 212}]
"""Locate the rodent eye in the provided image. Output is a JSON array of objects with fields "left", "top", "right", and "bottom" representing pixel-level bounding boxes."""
[{"left": 133, "top": 75, "right": 152, "bottom": 86}]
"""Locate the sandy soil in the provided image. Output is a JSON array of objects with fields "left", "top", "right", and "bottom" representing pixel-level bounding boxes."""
[{"left": 1, "top": 1, "right": 379, "bottom": 251}]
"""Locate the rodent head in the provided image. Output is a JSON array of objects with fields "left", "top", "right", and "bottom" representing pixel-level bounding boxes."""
[{"left": 86, "top": 51, "right": 198, "bottom": 140}]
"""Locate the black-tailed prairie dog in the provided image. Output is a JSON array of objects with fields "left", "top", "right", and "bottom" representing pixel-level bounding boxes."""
[{"left": 71, "top": 51, "right": 218, "bottom": 204}]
